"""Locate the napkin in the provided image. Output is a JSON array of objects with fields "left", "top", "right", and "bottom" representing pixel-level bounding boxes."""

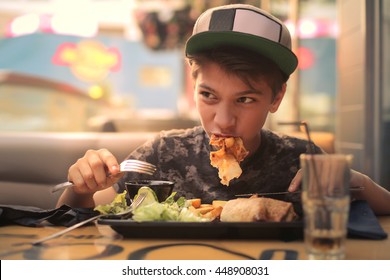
[
  {"left": 0, "top": 204, "right": 98, "bottom": 227},
  {"left": 347, "top": 200, "right": 388, "bottom": 240}
]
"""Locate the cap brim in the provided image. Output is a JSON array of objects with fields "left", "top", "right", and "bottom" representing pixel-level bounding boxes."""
[{"left": 185, "top": 31, "right": 298, "bottom": 76}]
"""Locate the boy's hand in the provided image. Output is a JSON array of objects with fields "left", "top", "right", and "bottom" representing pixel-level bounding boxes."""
[
  {"left": 67, "top": 149, "right": 124, "bottom": 194},
  {"left": 288, "top": 169, "right": 302, "bottom": 192},
  {"left": 289, "top": 168, "right": 365, "bottom": 193}
]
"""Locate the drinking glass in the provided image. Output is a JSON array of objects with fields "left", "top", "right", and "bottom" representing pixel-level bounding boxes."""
[{"left": 300, "top": 154, "right": 352, "bottom": 260}]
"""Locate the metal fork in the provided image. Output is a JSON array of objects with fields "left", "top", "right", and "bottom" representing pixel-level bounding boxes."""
[
  {"left": 32, "top": 192, "right": 147, "bottom": 246},
  {"left": 51, "top": 159, "right": 156, "bottom": 193}
]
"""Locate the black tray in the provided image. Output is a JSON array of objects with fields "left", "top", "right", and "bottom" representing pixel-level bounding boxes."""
[{"left": 98, "top": 218, "right": 303, "bottom": 240}]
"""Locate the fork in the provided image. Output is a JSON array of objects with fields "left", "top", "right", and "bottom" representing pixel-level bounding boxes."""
[
  {"left": 32, "top": 192, "right": 147, "bottom": 246},
  {"left": 51, "top": 159, "right": 156, "bottom": 193}
]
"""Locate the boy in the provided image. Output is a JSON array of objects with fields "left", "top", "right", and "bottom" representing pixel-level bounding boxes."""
[{"left": 57, "top": 4, "right": 390, "bottom": 215}]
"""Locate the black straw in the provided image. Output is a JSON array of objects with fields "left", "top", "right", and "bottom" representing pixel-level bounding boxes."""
[
  {"left": 278, "top": 121, "right": 315, "bottom": 154},
  {"left": 278, "top": 121, "right": 321, "bottom": 195}
]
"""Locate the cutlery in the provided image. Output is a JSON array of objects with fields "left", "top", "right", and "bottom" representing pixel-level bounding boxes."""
[
  {"left": 235, "top": 186, "right": 364, "bottom": 197},
  {"left": 51, "top": 159, "right": 156, "bottom": 193},
  {"left": 31, "top": 192, "right": 146, "bottom": 246}
]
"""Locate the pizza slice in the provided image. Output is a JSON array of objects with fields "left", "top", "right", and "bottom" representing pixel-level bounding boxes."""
[{"left": 209, "top": 134, "right": 249, "bottom": 186}]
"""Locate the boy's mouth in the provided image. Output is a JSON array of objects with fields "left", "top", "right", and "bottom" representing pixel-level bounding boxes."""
[{"left": 210, "top": 132, "right": 238, "bottom": 138}]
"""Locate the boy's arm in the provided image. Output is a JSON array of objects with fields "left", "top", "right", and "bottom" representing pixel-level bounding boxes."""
[
  {"left": 289, "top": 169, "right": 390, "bottom": 215},
  {"left": 351, "top": 170, "right": 390, "bottom": 215},
  {"left": 56, "top": 186, "right": 117, "bottom": 208}
]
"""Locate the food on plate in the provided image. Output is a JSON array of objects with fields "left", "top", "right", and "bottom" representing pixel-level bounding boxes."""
[
  {"left": 209, "top": 134, "right": 249, "bottom": 186},
  {"left": 94, "top": 190, "right": 129, "bottom": 215},
  {"left": 202, "top": 206, "right": 223, "bottom": 220},
  {"left": 187, "top": 198, "right": 202, "bottom": 208},
  {"left": 131, "top": 187, "right": 210, "bottom": 222},
  {"left": 212, "top": 200, "right": 228, "bottom": 208},
  {"left": 220, "top": 196, "right": 298, "bottom": 222},
  {"left": 94, "top": 188, "right": 216, "bottom": 222},
  {"left": 188, "top": 200, "right": 224, "bottom": 221},
  {"left": 94, "top": 187, "right": 160, "bottom": 215},
  {"left": 133, "top": 186, "right": 160, "bottom": 207},
  {"left": 94, "top": 188, "right": 297, "bottom": 223}
]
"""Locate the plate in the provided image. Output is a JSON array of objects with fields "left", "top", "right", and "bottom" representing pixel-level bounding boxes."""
[{"left": 98, "top": 218, "right": 303, "bottom": 240}]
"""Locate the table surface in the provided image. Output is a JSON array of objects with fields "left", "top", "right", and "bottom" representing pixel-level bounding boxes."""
[{"left": 1, "top": 216, "right": 390, "bottom": 260}]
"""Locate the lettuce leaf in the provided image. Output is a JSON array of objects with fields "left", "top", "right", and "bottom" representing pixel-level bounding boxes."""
[
  {"left": 94, "top": 187, "right": 210, "bottom": 222},
  {"left": 132, "top": 191, "right": 209, "bottom": 222},
  {"left": 94, "top": 191, "right": 128, "bottom": 215}
]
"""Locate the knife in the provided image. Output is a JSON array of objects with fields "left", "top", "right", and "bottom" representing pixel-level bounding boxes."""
[
  {"left": 235, "top": 191, "right": 294, "bottom": 197},
  {"left": 235, "top": 186, "right": 364, "bottom": 197}
]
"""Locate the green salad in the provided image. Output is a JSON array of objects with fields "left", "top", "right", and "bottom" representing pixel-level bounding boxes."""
[
  {"left": 94, "top": 187, "right": 209, "bottom": 222},
  {"left": 94, "top": 190, "right": 129, "bottom": 215}
]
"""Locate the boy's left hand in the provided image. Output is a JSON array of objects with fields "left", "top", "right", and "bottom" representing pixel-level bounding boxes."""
[
  {"left": 289, "top": 168, "right": 366, "bottom": 193},
  {"left": 288, "top": 169, "right": 302, "bottom": 192}
]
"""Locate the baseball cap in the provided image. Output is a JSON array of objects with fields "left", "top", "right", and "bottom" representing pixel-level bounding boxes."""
[{"left": 185, "top": 4, "right": 298, "bottom": 77}]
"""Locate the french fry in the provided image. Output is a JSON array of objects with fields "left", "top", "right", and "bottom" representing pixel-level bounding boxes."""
[
  {"left": 195, "top": 205, "right": 215, "bottom": 215},
  {"left": 200, "top": 203, "right": 212, "bottom": 208},
  {"left": 187, "top": 198, "right": 227, "bottom": 220},
  {"left": 202, "top": 206, "right": 223, "bottom": 220},
  {"left": 212, "top": 200, "right": 227, "bottom": 208},
  {"left": 188, "top": 198, "right": 202, "bottom": 208}
]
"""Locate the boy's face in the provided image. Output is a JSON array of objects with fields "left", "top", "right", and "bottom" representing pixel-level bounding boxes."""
[{"left": 194, "top": 61, "right": 285, "bottom": 155}]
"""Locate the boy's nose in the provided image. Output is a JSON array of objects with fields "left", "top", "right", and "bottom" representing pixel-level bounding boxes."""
[{"left": 214, "top": 105, "right": 236, "bottom": 131}]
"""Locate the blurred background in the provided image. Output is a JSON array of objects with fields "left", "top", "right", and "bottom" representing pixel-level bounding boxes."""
[
  {"left": 0, "top": 0, "right": 389, "bottom": 188},
  {"left": 0, "top": 0, "right": 339, "bottom": 132}
]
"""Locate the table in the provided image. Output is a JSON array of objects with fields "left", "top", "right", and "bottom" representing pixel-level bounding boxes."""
[{"left": 1, "top": 217, "right": 390, "bottom": 260}]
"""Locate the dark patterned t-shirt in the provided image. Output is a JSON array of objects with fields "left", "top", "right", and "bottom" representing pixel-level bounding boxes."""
[{"left": 116, "top": 126, "right": 322, "bottom": 205}]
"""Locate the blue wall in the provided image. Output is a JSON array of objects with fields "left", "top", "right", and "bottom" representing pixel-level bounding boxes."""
[{"left": 0, "top": 33, "right": 184, "bottom": 112}]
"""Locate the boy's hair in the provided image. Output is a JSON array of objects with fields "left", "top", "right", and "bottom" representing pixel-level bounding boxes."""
[{"left": 187, "top": 46, "right": 287, "bottom": 99}]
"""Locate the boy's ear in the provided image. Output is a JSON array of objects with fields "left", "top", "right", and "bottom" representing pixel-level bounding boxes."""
[{"left": 269, "top": 83, "right": 287, "bottom": 113}]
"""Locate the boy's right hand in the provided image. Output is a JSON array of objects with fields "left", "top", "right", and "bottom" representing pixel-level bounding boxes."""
[{"left": 67, "top": 149, "right": 124, "bottom": 194}]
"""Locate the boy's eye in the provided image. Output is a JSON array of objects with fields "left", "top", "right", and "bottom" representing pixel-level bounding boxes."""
[
  {"left": 199, "top": 91, "right": 216, "bottom": 99},
  {"left": 237, "top": 96, "right": 255, "bottom": 104}
]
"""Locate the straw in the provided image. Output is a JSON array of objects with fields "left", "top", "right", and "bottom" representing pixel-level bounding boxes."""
[
  {"left": 278, "top": 120, "right": 315, "bottom": 154},
  {"left": 278, "top": 121, "right": 321, "bottom": 195}
]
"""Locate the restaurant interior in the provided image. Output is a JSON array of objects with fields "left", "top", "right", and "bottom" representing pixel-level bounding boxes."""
[
  {"left": 0, "top": 0, "right": 389, "bottom": 205},
  {"left": 0, "top": 0, "right": 390, "bottom": 262}
]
